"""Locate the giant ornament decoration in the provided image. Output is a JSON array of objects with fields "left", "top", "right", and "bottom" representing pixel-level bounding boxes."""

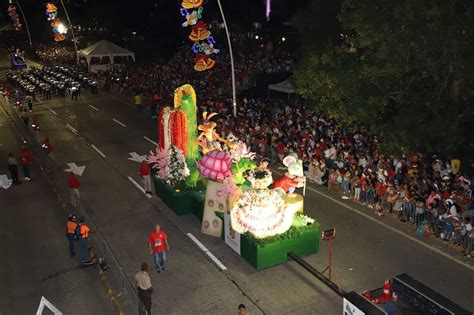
[
  {"left": 45, "top": 3, "right": 66, "bottom": 42},
  {"left": 179, "top": 0, "right": 219, "bottom": 71},
  {"left": 7, "top": 5, "right": 22, "bottom": 31}
]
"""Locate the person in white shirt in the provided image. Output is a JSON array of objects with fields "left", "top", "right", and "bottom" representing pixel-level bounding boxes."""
[{"left": 135, "top": 262, "right": 154, "bottom": 315}]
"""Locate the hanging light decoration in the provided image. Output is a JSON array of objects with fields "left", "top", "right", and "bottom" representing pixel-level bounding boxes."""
[
  {"left": 179, "top": 0, "right": 219, "bottom": 71},
  {"left": 7, "top": 4, "right": 22, "bottom": 31},
  {"left": 45, "top": 3, "right": 66, "bottom": 41}
]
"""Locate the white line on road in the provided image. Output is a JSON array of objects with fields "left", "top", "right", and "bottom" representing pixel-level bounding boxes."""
[
  {"left": 65, "top": 123, "right": 78, "bottom": 134},
  {"left": 143, "top": 136, "right": 158, "bottom": 146},
  {"left": 88, "top": 104, "right": 99, "bottom": 111},
  {"left": 112, "top": 118, "right": 127, "bottom": 127},
  {"left": 186, "top": 233, "right": 227, "bottom": 270},
  {"left": 127, "top": 176, "right": 152, "bottom": 198},
  {"left": 90, "top": 144, "right": 106, "bottom": 158},
  {"left": 272, "top": 169, "right": 474, "bottom": 271},
  {"left": 47, "top": 107, "right": 58, "bottom": 116}
]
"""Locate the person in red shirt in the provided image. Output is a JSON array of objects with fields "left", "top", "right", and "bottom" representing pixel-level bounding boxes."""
[
  {"left": 19, "top": 146, "right": 32, "bottom": 181},
  {"left": 68, "top": 172, "right": 80, "bottom": 207},
  {"left": 139, "top": 160, "right": 152, "bottom": 196},
  {"left": 42, "top": 137, "right": 53, "bottom": 153},
  {"left": 148, "top": 224, "right": 170, "bottom": 273}
]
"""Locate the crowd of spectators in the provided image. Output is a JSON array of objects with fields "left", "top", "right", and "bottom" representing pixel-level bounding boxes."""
[
  {"left": 26, "top": 42, "right": 473, "bottom": 256},
  {"left": 34, "top": 43, "right": 77, "bottom": 66}
]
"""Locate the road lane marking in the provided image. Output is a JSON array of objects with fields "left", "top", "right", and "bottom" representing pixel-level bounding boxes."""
[
  {"left": 47, "top": 107, "right": 58, "bottom": 116},
  {"left": 186, "top": 233, "right": 227, "bottom": 270},
  {"left": 143, "top": 136, "right": 158, "bottom": 146},
  {"left": 65, "top": 123, "right": 78, "bottom": 134},
  {"left": 112, "top": 118, "right": 126, "bottom": 127},
  {"left": 272, "top": 169, "right": 474, "bottom": 271},
  {"left": 88, "top": 104, "right": 99, "bottom": 111},
  {"left": 127, "top": 176, "right": 152, "bottom": 198},
  {"left": 90, "top": 144, "right": 106, "bottom": 158}
]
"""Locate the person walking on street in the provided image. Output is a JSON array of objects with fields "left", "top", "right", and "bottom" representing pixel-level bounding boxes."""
[
  {"left": 66, "top": 214, "right": 78, "bottom": 257},
  {"left": 71, "top": 85, "right": 78, "bottom": 101},
  {"left": 68, "top": 172, "right": 80, "bottom": 207},
  {"left": 20, "top": 108, "right": 29, "bottom": 125},
  {"left": 135, "top": 262, "right": 154, "bottom": 315},
  {"left": 238, "top": 304, "right": 249, "bottom": 315},
  {"left": 134, "top": 92, "right": 142, "bottom": 111},
  {"left": 139, "top": 161, "right": 152, "bottom": 196},
  {"left": 75, "top": 216, "right": 98, "bottom": 266},
  {"left": 27, "top": 96, "right": 33, "bottom": 112},
  {"left": 42, "top": 137, "right": 54, "bottom": 159},
  {"left": 7, "top": 153, "right": 20, "bottom": 184},
  {"left": 148, "top": 224, "right": 169, "bottom": 273},
  {"left": 19, "top": 146, "right": 32, "bottom": 181}
]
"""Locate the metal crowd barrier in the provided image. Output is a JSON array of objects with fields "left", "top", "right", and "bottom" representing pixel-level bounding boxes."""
[{"left": 1, "top": 95, "right": 146, "bottom": 314}]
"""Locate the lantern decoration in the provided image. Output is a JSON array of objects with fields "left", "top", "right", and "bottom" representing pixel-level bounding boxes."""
[
  {"left": 7, "top": 5, "right": 22, "bottom": 31},
  {"left": 197, "top": 150, "right": 232, "bottom": 182},
  {"left": 45, "top": 3, "right": 66, "bottom": 42},
  {"left": 179, "top": 0, "right": 219, "bottom": 71}
]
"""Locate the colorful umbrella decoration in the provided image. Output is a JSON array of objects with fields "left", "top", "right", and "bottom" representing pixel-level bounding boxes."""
[
  {"left": 179, "top": 0, "right": 219, "bottom": 71},
  {"left": 7, "top": 5, "right": 22, "bottom": 31},
  {"left": 45, "top": 3, "right": 66, "bottom": 42}
]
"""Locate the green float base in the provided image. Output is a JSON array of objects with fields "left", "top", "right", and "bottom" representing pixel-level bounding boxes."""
[
  {"left": 154, "top": 179, "right": 205, "bottom": 220},
  {"left": 240, "top": 223, "right": 320, "bottom": 270}
]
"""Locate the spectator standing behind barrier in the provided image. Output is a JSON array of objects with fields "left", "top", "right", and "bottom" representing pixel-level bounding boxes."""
[
  {"left": 66, "top": 214, "right": 78, "bottom": 257},
  {"left": 75, "top": 216, "right": 97, "bottom": 266},
  {"left": 139, "top": 161, "right": 152, "bottom": 196},
  {"left": 148, "top": 224, "right": 169, "bottom": 273},
  {"left": 7, "top": 153, "right": 20, "bottom": 184},
  {"left": 19, "top": 146, "right": 32, "bottom": 181},
  {"left": 68, "top": 172, "right": 80, "bottom": 207},
  {"left": 135, "top": 262, "right": 154, "bottom": 315}
]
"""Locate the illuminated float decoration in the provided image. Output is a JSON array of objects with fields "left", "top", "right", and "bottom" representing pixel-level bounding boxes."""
[
  {"left": 230, "top": 169, "right": 298, "bottom": 238},
  {"left": 7, "top": 5, "right": 22, "bottom": 31},
  {"left": 150, "top": 84, "right": 319, "bottom": 269},
  {"left": 179, "top": 0, "right": 219, "bottom": 71}
]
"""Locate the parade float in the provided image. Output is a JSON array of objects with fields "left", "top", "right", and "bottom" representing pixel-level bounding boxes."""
[{"left": 149, "top": 84, "right": 319, "bottom": 269}]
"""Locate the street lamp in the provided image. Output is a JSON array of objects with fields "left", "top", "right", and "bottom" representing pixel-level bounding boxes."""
[
  {"left": 216, "top": 0, "right": 237, "bottom": 117},
  {"left": 59, "top": 0, "right": 79, "bottom": 63},
  {"left": 10, "top": 0, "right": 32, "bottom": 47}
]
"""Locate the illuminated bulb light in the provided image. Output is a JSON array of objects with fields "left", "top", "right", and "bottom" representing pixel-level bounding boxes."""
[
  {"left": 230, "top": 188, "right": 297, "bottom": 238},
  {"left": 255, "top": 35, "right": 259, "bottom": 40},
  {"left": 281, "top": 37, "right": 286, "bottom": 42},
  {"left": 57, "top": 23, "right": 67, "bottom": 34}
]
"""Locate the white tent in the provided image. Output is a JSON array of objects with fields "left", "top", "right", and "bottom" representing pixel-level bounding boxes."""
[
  {"left": 268, "top": 78, "right": 296, "bottom": 102},
  {"left": 268, "top": 78, "right": 295, "bottom": 94},
  {"left": 78, "top": 40, "right": 135, "bottom": 72}
]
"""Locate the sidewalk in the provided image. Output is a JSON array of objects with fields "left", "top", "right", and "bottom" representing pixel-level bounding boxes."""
[{"left": 0, "top": 105, "right": 115, "bottom": 314}]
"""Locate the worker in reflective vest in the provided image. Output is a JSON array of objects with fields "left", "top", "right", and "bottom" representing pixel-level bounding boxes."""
[
  {"left": 65, "top": 214, "right": 78, "bottom": 257},
  {"left": 75, "top": 216, "right": 98, "bottom": 266}
]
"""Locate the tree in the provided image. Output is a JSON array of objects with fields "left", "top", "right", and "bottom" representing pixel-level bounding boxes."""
[{"left": 293, "top": 0, "right": 474, "bottom": 166}]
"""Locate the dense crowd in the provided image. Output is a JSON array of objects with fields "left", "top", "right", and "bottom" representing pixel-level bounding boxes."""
[
  {"left": 17, "top": 42, "right": 473, "bottom": 256},
  {"left": 34, "top": 43, "right": 77, "bottom": 66}
]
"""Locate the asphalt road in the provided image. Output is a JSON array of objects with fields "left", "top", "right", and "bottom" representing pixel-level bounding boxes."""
[{"left": 3, "top": 60, "right": 473, "bottom": 313}]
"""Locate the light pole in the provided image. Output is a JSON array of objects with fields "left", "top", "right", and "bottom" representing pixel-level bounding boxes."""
[
  {"left": 59, "top": 0, "right": 79, "bottom": 63},
  {"left": 216, "top": 0, "right": 237, "bottom": 117},
  {"left": 10, "top": 0, "right": 32, "bottom": 47}
]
